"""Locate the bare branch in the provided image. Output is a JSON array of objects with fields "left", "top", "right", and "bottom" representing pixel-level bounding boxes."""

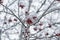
[
  {"left": 18, "top": 0, "right": 20, "bottom": 18},
  {"left": 36, "top": 0, "right": 46, "bottom": 13},
  {"left": 33, "top": 0, "right": 55, "bottom": 25},
  {"left": 7, "top": 0, "right": 17, "bottom": 7},
  {"left": 2, "top": 22, "right": 20, "bottom": 33},
  {"left": 28, "top": 0, "right": 32, "bottom": 12},
  {"left": 39, "top": 8, "right": 60, "bottom": 19},
  {"left": 45, "top": 8, "right": 60, "bottom": 15},
  {"left": 0, "top": 4, "right": 27, "bottom": 28},
  {"left": 5, "top": 32, "right": 11, "bottom": 40}
]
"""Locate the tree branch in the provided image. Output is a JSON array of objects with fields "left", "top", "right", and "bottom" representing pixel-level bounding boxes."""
[
  {"left": 0, "top": 4, "right": 27, "bottom": 28},
  {"left": 2, "top": 22, "right": 20, "bottom": 33},
  {"left": 33, "top": 0, "right": 55, "bottom": 25},
  {"left": 7, "top": 0, "right": 17, "bottom": 7},
  {"left": 36, "top": 0, "right": 46, "bottom": 13},
  {"left": 28, "top": 0, "right": 32, "bottom": 12}
]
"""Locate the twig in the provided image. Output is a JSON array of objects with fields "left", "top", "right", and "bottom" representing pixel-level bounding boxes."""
[
  {"left": 33, "top": 0, "right": 55, "bottom": 25},
  {"left": 0, "top": 4, "right": 27, "bottom": 28},
  {"left": 28, "top": 0, "right": 32, "bottom": 12},
  {"left": 36, "top": 0, "right": 46, "bottom": 13}
]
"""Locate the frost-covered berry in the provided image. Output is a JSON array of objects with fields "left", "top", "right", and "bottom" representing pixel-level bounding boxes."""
[
  {"left": 33, "top": 16, "right": 37, "bottom": 19},
  {"left": 14, "top": 18, "right": 17, "bottom": 21},
  {"left": 39, "top": 28, "right": 42, "bottom": 31},
  {"left": 4, "top": 22, "right": 7, "bottom": 24},
  {"left": 26, "top": 18, "right": 33, "bottom": 25},
  {"left": 55, "top": 33, "right": 60, "bottom": 36},
  {"left": 25, "top": 11, "right": 29, "bottom": 15},
  {"left": 45, "top": 33, "right": 49, "bottom": 35},
  {"left": 19, "top": 4, "right": 24, "bottom": 8},
  {"left": 33, "top": 28, "right": 37, "bottom": 31},
  {"left": 8, "top": 19, "right": 12, "bottom": 22},
  {"left": 25, "top": 11, "right": 28, "bottom": 14},
  {"left": 48, "top": 24, "right": 52, "bottom": 28},
  {"left": 39, "top": 23, "right": 43, "bottom": 26}
]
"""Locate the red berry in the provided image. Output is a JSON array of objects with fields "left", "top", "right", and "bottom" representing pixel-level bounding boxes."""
[
  {"left": 39, "top": 23, "right": 43, "bottom": 26},
  {"left": 4, "top": 22, "right": 7, "bottom": 24},
  {"left": 19, "top": 4, "right": 24, "bottom": 8},
  {"left": 33, "top": 28, "right": 37, "bottom": 31},
  {"left": 8, "top": 19, "right": 12, "bottom": 22},
  {"left": 48, "top": 24, "right": 52, "bottom": 28},
  {"left": 14, "top": 18, "right": 17, "bottom": 21},
  {"left": 25, "top": 36, "right": 28, "bottom": 38},
  {"left": 27, "top": 31, "right": 30, "bottom": 34},
  {"left": 25, "top": 11, "right": 29, "bottom": 15},
  {"left": 46, "top": 33, "right": 49, "bottom": 35},
  {"left": 55, "top": 33, "right": 60, "bottom": 36},
  {"left": 26, "top": 18, "right": 33, "bottom": 24},
  {"left": 25, "top": 11, "right": 28, "bottom": 14},
  {"left": 22, "top": 32, "right": 24, "bottom": 34},
  {"left": 39, "top": 29, "right": 42, "bottom": 31},
  {"left": 33, "top": 16, "right": 37, "bottom": 19}
]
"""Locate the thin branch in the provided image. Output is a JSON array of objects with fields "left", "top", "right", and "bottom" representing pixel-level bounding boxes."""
[
  {"left": 7, "top": 0, "right": 17, "bottom": 7},
  {"left": 1, "top": 4, "right": 15, "bottom": 15},
  {"left": 36, "top": 0, "right": 46, "bottom": 13},
  {"left": 45, "top": 8, "right": 60, "bottom": 15},
  {"left": 53, "top": 22, "right": 60, "bottom": 25},
  {"left": 3, "top": 5, "right": 8, "bottom": 25},
  {"left": 5, "top": 32, "right": 11, "bottom": 40},
  {"left": 28, "top": 0, "right": 32, "bottom": 12},
  {"left": 33, "top": 0, "right": 55, "bottom": 25},
  {"left": 0, "top": 4, "right": 27, "bottom": 28},
  {"left": 0, "top": 11, "right": 26, "bottom": 33},
  {"left": 19, "top": 24, "right": 24, "bottom": 40},
  {"left": 38, "top": 8, "right": 60, "bottom": 19},
  {"left": 2, "top": 22, "right": 20, "bottom": 33},
  {"left": 0, "top": 29, "right": 2, "bottom": 40},
  {"left": 31, "top": 21, "right": 60, "bottom": 36},
  {"left": 18, "top": 0, "right": 20, "bottom": 18}
]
